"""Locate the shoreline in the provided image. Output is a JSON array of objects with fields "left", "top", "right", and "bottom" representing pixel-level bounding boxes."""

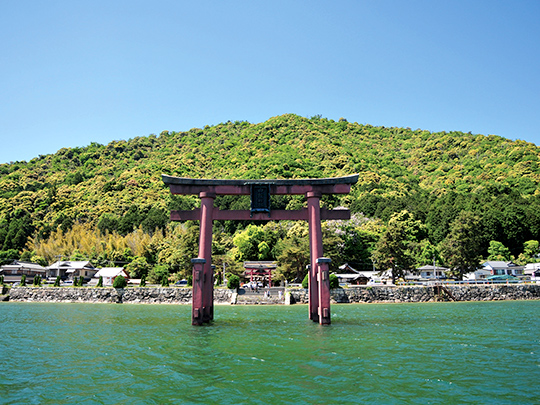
[{"left": 3, "top": 284, "right": 540, "bottom": 305}]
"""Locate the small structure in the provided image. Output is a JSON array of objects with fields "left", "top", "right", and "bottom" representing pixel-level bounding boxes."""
[
  {"left": 47, "top": 261, "right": 98, "bottom": 281},
  {"left": 482, "top": 261, "right": 524, "bottom": 277},
  {"left": 524, "top": 263, "right": 540, "bottom": 282},
  {"left": 93, "top": 268, "right": 129, "bottom": 286},
  {"left": 243, "top": 261, "right": 277, "bottom": 287},
  {"left": 336, "top": 264, "right": 370, "bottom": 285},
  {"left": 417, "top": 265, "right": 449, "bottom": 280},
  {"left": 464, "top": 268, "right": 492, "bottom": 281},
  {"left": 0, "top": 261, "right": 47, "bottom": 284}
]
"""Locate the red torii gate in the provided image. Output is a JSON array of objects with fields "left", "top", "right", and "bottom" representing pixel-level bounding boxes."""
[{"left": 162, "top": 174, "right": 358, "bottom": 325}]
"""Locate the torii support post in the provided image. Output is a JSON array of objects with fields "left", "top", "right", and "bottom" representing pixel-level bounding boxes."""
[
  {"left": 163, "top": 174, "right": 358, "bottom": 325},
  {"left": 307, "top": 191, "right": 323, "bottom": 322},
  {"left": 317, "top": 257, "right": 332, "bottom": 325},
  {"left": 198, "top": 192, "right": 215, "bottom": 323},
  {"left": 191, "top": 258, "right": 205, "bottom": 325}
]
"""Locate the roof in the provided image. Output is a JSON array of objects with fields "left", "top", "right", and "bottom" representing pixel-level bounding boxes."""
[
  {"left": 417, "top": 265, "right": 449, "bottom": 271},
  {"left": 243, "top": 261, "right": 278, "bottom": 269},
  {"left": 0, "top": 261, "right": 47, "bottom": 272},
  {"left": 482, "top": 261, "right": 513, "bottom": 269},
  {"left": 94, "top": 268, "right": 128, "bottom": 278},
  {"left": 338, "top": 263, "right": 361, "bottom": 274},
  {"left": 162, "top": 174, "right": 359, "bottom": 187},
  {"left": 48, "top": 261, "right": 95, "bottom": 270},
  {"left": 335, "top": 273, "right": 367, "bottom": 280}
]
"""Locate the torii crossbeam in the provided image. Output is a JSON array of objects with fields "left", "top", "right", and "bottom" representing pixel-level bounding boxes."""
[{"left": 162, "top": 174, "right": 358, "bottom": 325}]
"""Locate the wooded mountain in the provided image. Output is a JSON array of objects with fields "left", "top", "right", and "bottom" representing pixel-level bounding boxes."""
[{"left": 1, "top": 114, "right": 539, "bottom": 272}]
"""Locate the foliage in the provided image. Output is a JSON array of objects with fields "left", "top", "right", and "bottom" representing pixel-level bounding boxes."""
[
  {"left": 371, "top": 210, "right": 421, "bottom": 282},
  {"left": 160, "top": 275, "right": 169, "bottom": 287},
  {"left": 96, "top": 276, "right": 103, "bottom": 287},
  {"left": 148, "top": 265, "right": 169, "bottom": 284},
  {"left": 0, "top": 275, "right": 3, "bottom": 285},
  {"left": 1, "top": 114, "right": 540, "bottom": 279},
  {"left": 125, "top": 256, "right": 150, "bottom": 279},
  {"left": 113, "top": 275, "right": 127, "bottom": 289},
  {"left": 227, "top": 274, "right": 240, "bottom": 289},
  {"left": 32, "top": 275, "right": 42, "bottom": 287},
  {"left": 487, "top": 241, "right": 512, "bottom": 261},
  {"left": 139, "top": 275, "right": 146, "bottom": 287},
  {"left": 20, "top": 274, "right": 26, "bottom": 286},
  {"left": 329, "top": 273, "right": 339, "bottom": 289},
  {"left": 53, "top": 276, "right": 60, "bottom": 287},
  {"left": 302, "top": 274, "right": 309, "bottom": 289},
  {"left": 440, "top": 211, "right": 483, "bottom": 280}
]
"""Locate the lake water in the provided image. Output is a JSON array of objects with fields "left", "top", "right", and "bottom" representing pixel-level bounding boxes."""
[{"left": 0, "top": 301, "right": 538, "bottom": 404}]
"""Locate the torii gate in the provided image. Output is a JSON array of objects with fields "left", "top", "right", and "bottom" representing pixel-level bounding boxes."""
[{"left": 162, "top": 174, "right": 358, "bottom": 325}]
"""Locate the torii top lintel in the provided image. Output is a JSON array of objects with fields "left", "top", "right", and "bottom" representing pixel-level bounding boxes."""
[{"left": 162, "top": 174, "right": 359, "bottom": 196}]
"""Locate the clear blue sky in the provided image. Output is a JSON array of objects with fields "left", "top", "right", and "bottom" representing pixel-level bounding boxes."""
[{"left": 1, "top": 0, "right": 539, "bottom": 164}]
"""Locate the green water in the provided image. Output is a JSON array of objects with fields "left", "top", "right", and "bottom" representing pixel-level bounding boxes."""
[{"left": 0, "top": 301, "right": 538, "bottom": 405}]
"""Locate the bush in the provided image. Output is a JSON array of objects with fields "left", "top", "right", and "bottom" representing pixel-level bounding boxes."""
[
  {"left": 186, "top": 274, "right": 193, "bottom": 287},
  {"left": 32, "top": 275, "right": 42, "bottom": 287},
  {"left": 302, "top": 274, "right": 308, "bottom": 289},
  {"left": 139, "top": 275, "right": 146, "bottom": 287},
  {"left": 161, "top": 275, "right": 169, "bottom": 287},
  {"left": 227, "top": 274, "right": 240, "bottom": 290},
  {"left": 301, "top": 273, "right": 339, "bottom": 289},
  {"left": 96, "top": 276, "right": 103, "bottom": 288},
  {"left": 113, "top": 275, "right": 127, "bottom": 289},
  {"left": 20, "top": 274, "right": 26, "bottom": 287},
  {"left": 0, "top": 275, "right": 3, "bottom": 285},
  {"left": 53, "top": 276, "right": 60, "bottom": 287},
  {"left": 329, "top": 273, "right": 339, "bottom": 289}
]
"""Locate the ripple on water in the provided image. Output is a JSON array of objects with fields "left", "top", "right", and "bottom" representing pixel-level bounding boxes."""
[{"left": 0, "top": 301, "right": 539, "bottom": 404}]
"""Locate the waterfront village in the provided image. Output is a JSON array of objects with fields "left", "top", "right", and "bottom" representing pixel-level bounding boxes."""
[{"left": 1, "top": 258, "right": 540, "bottom": 289}]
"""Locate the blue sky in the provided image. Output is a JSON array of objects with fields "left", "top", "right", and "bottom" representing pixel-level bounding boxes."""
[{"left": 1, "top": 0, "right": 539, "bottom": 164}]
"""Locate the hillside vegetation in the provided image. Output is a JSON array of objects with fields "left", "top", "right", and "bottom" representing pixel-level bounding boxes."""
[{"left": 1, "top": 114, "right": 539, "bottom": 281}]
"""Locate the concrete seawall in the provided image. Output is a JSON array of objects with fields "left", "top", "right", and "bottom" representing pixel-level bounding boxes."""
[{"left": 5, "top": 284, "right": 540, "bottom": 305}]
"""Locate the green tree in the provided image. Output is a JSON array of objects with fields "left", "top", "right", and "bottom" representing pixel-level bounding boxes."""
[
  {"left": 227, "top": 274, "right": 240, "bottom": 289},
  {"left": 125, "top": 256, "right": 150, "bottom": 279},
  {"left": 96, "top": 276, "right": 103, "bottom": 287},
  {"left": 148, "top": 265, "right": 169, "bottom": 284},
  {"left": 371, "top": 210, "right": 421, "bottom": 283},
  {"left": 487, "top": 241, "right": 511, "bottom": 261},
  {"left": 440, "top": 211, "right": 483, "bottom": 280},
  {"left": 275, "top": 223, "right": 310, "bottom": 283}
]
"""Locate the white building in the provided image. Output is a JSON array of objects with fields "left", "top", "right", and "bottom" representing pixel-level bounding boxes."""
[{"left": 93, "top": 268, "right": 129, "bottom": 286}]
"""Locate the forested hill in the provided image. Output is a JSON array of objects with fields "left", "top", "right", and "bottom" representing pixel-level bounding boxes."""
[{"left": 1, "top": 113, "right": 540, "bottom": 269}]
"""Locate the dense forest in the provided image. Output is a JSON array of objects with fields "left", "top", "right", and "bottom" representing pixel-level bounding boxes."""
[{"left": 1, "top": 114, "right": 539, "bottom": 282}]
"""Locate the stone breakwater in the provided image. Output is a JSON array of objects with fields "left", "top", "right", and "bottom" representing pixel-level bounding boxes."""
[
  {"left": 5, "top": 284, "right": 540, "bottom": 305},
  {"left": 7, "top": 287, "right": 234, "bottom": 304},
  {"left": 287, "top": 284, "right": 540, "bottom": 304}
]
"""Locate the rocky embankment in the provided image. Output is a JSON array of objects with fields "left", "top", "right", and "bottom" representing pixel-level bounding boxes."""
[
  {"left": 287, "top": 284, "right": 540, "bottom": 304},
  {"left": 4, "top": 284, "right": 540, "bottom": 305},
  {"left": 7, "top": 286, "right": 233, "bottom": 304}
]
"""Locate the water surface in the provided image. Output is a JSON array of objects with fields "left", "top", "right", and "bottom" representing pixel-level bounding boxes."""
[{"left": 0, "top": 301, "right": 538, "bottom": 404}]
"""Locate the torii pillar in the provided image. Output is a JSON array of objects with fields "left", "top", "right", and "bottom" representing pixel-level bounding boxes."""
[{"left": 162, "top": 174, "right": 358, "bottom": 325}]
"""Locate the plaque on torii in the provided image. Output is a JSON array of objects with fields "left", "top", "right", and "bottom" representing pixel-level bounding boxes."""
[{"left": 162, "top": 174, "right": 358, "bottom": 325}]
